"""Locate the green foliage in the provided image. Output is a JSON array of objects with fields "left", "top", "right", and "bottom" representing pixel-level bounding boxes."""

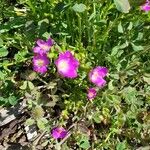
[
  {"left": 116, "top": 141, "right": 127, "bottom": 150},
  {"left": 72, "top": 3, "right": 87, "bottom": 13},
  {"left": 0, "top": 0, "right": 150, "bottom": 149},
  {"left": 0, "top": 95, "right": 18, "bottom": 106},
  {"left": 77, "top": 136, "right": 90, "bottom": 149},
  {"left": 114, "top": 0, "right": 131, "bottom": 13}
]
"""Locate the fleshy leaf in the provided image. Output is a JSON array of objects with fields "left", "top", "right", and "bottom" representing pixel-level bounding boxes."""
[
  {"left": 72, "top": 3, "right": 86, "bottom": 12},
  {"left": 114, "top": 0, "right": 131, "bottom": 13},
  {"left": 0, "top": 47, "right": 8, "bottom": 57}
]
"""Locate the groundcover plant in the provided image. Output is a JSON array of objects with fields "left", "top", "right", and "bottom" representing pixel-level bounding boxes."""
[{"left": 0, "top": 0, "right": 150, "bottom": 149}]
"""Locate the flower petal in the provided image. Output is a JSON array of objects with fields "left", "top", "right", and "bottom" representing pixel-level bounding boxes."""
[
  {"left": 32, "top": 54, "right": 49, "bottom": 74},
  {"left": 55, "top": 51, "right": 79, "bottom": 78},
  {"left": 33, "top": 46, "right": 41, "bottom": 54},
  {"left": 140, "top": 1, "right": 150, "bottom": 11},
  {"left": 87, "top": 88, "right": 97, "bottom": 100},
  {"left": 47, "top": 38, "right": 54, "bottom": 46},
  {"left": 51, "top": 127, "right": 67, "bottom": 139},
  {"left": 89, "top": 66, "right": 108, "bottom": 87},
  {"left": 36, "top": 39, "right": 46, "bottom": 47}
]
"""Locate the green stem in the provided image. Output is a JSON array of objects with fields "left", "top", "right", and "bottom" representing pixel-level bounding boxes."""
[
  {"left": 78, "top": 14, "right": 82, "bottom": 47},
  {"left": 26, "top": 0, "right": 36, "bottom": 15},
  {"left": 92, "top": 3, "right": 96, "bottom": 48}
]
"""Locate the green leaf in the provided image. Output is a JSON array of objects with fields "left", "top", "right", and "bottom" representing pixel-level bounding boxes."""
[
  {"left": 37, "top": 118, "right": 49, "bottom": 130},
  {"left": 131, "top": 43, "right": 144, "bottom": 51},
  {"left": 20, "top": 81, "right": 28, "bottom": 90},
  {"left": 123, "top": 87, "right": 137, "bottom": 105},
  {"left": 25, "top": 118, "right": 35, "bottom": 126},
  {"left": 8, "top": 96, "right": 17, "bottom": 105},
  {"left": 143, "top": 76, "right": 150, "bottom": 85},
  {"left": 118, "top": 22, "right": 124, "bottom": 33},
  {"left": 136, "top": 32, "right": 143, "bottom": 41},
  {"left": 0, "top": 17, "right": 25, "bottom": 33},
  {"left": 78, "top": 136, "right": 90, "bottom": 149},
  {"left": 116, "top": 141, "right": 126, "bottom": 150},
  {"left": 0, "top": 47, "right": 8, "bottom": 57},
  {"left": 127, "top": 22, "right": 133, "bottom": 30},
  {"left": 108, "top": 80, "right": 114, "bottom": 90},
  {"left": 0, "top": 71, "right": 6, "bottom": 80},
  {"left": 93, "top": 112, "right": 103, "bottom": 123},
  {"left": 80, "top": 141, "right": 90, "bottom": 149},
  {"left": 14, "top": 50, "right": 27, "bottom": 62},
  {"left": 38, "top": 18, "right": 49, "bottom": 26},
  {"left": 114, "top": 0, "right": 131, "bottom": 13},
  {"left": 72, "top": 3, "right": 86, "bottom": 12},
  {"left": 111, "top": 43, "right": 128, "bottom": 56},
  {"left": 88, "top": 12, "right": 95, "bottom": 21},
  {"left": 111, "top": 46, "right": 120, "bottom": 56},
  {"left": 28, "top": 81, "right": 34, "bottom": 90},
  {"left": 0, "top": 38, "right": 3, "bottom": 46},
  {"left": 0, "top": 97, "right": 6, "bottom": 103}
]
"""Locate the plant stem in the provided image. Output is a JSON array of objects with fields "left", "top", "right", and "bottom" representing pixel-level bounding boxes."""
[{"left": 78, "top": 14, "right": 82, "bottom": 47}]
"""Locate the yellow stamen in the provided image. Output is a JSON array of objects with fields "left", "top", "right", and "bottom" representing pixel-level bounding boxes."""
[
  {"left": 92, "top": 71, "right": 99, "bottom": 81},
  {"left": 37, "top": 60, "right": 44, "bottom": 66},
  {"left": 42, "top": 45, "right": 49, "bottom": 50},
  {"left": 58, "top": 60, "right": 68, "bottom": 72},
  {"left": 89, "top": 92, "right": 94, "bottom": 97}
]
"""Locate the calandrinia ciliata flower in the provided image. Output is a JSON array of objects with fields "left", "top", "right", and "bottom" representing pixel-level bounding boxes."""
[
  {"left": 141, "top": 0, "right": 150, "bottom": 11},
  {"left": 33, "top": 38, "right": 53, "bottom": 55},
  {"left": 51, "top": 127, "right": 68, "bottom": 139},
  {"left": 87, "top": 88, "right": 97, "bottom": 100},
  {"left": 89, "top": 66, "right": 108, "bottom": 87},
  {"left": 32, "top": 54, "right": 49, "bottom": 74},
  {"left": 55, "top": 51, "right": 79, "bottom": 78}
]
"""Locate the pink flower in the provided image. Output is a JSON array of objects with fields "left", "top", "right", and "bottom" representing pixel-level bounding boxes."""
[
  {"left": 141, "top": 0, "right": 150, "bottom": 11},
  {"left": 32, "top": 54, "right": 49, "bottom": 74},
  {"left": 87, "top": 88, "right": 97, "bottom": 100},
  {"left": 33, "top": 38, "right": 53, "bottom": 55},
  {"left": 55, "top": 51, "right": 79, "bottom": 78},
  {"left": 51, "top": 127, "right": 68, "bottom": 139},
  {"left": 89, "top": 66, "right": 108, "bottom": 87}
]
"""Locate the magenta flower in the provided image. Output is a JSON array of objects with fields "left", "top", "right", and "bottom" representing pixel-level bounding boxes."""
[
  {"left": 33, "top": 38, "right": 53, "bottom": 55},
  {"left": 32, "top": 54, "right": 49, "bottom": 74},
  {"left": 89, "top": 66, "right": 108, "bottom": 87},
  {"left": 141, "top": 0, "right": 150, "bottom": 11},
  {"left": 55, "top": 51, "right": 79, "bottom": 78},
  {"left": 87, "top": 88, "right": 97, "bottom": 100},
  {"left": 51, "top": 127, "right": 68, "bottom": 139}
]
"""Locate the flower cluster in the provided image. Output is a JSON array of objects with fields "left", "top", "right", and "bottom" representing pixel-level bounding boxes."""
[
  {"left": 31, "top": 1, "right": 149, "bottom": 141},
  {"left": 32, "top": 38, "right": 108, "bottom": 100},
  {"left": 32, "top": 37, "right": 108, "bottom": 139},
  {"left": 32, "top": 38, "right": 53, "bottom": 74},
  {"left": 141, "top": 0, "right": 150, "bottom": 11},
  {"left": 87, "top": 67, "right": 108, "bottom": 100}
]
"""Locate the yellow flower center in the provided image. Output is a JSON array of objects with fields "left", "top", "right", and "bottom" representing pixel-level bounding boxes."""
[
  {"left": 37, "top": 60, "right": 44, "bottom": 66},
  {"left": 58, "top": 60, "right": 68, "bottom": 72},
  {"left": 42, "top": 45, "right": 49, "bottom": 51},
  {"left": 89, "top": 92, "right": 94, "bottom": 97},
  {"left": 92, "top": 71, "right": 99, "bottom": 81}
]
